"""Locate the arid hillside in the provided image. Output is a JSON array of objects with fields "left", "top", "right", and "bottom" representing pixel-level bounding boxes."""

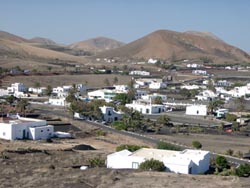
[
  {"left": 69, "top": 37, "right": 124, "bottom": 52},
  {"left": 97, "top": 30, "right": 250, "bottom": 63}
]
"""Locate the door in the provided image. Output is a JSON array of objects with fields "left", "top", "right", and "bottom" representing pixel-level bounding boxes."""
[{"left": 22, "top": 130, "right": 26, "bottom": 139}]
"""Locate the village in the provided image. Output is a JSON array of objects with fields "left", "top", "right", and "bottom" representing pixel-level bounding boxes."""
[{"left": 0, "top": 58, "right": 250, "bottom": 182}]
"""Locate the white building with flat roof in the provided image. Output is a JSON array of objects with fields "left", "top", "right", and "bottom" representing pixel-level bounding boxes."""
[
  {"left": 186, "top": 105, "right": 207, "bottom": 116},
  {"left": 126, "top": 100, "right": 166, "bottom": 114},
  {"left": 107, "top": 148, "right": 210, "bottom": 174},
  {"left": 99, "top": 106, "right": 124, "bottom": 123},
  {"left": 0, "top": 115, "right": 54, "bottom": 140},
  {"left": 7, "top": 83, "right": 27, "bottom": 94}
]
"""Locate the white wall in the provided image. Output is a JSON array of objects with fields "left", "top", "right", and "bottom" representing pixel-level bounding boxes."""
[
  {"left": 186, "top": 105, "right": 207, "bottom": 116},
  {"left": 0, "top": 123, "right": 13, "bottom": 140},
  {"left": 107, "top": 155, "right": 145, "bottom": 169},
  {"left": 29, "top": 125, "right": 54, "bottom": 140}
]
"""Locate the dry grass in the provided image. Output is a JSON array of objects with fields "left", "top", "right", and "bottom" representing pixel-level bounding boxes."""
[
  {"left": 152, "top": 133, "right": 250, "bottom": 154},
  {"left": 4, "top": 74, "right": 132, "bottom": 88}
]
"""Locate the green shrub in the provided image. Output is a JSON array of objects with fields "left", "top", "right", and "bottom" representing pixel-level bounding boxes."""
[
  {"left": 116, "top": 144, "right": 148, "bottom": 152},
  {"left": 192, "top": 140, "right": 202, "bottom": 149},
  {"left": 88, "top": 157, "right": 105, "bottom": 168},
  {"left": 96, "top": 130, "right": 107, "bottom": 136},
  {"left": 139, "top": 159, "right": 165, "bottom": 171},
  {"left": 235, "top": 163, "right": 250, "bottom": 177},
  {"left": 225, "top": 113, "right": 237, "bottom": 122},
  {"left": 157, "top": 141, "right": 182, "bottom": 151},
  {"left": 216, "top": 156, "right": 229, "bottom": 169}
]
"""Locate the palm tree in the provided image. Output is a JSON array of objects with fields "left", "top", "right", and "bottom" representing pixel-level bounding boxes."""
[{"left": 16, "top": 99, "right": 29, "bottom": 116}]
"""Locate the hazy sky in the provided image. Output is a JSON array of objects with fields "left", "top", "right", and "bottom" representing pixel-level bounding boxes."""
[{"left": 1, "top": 0, "right": 250, "bottom": 51}]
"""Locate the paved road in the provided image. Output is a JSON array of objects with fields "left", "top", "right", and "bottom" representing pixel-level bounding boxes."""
[{"left": 32, "top": 104, "right": 250, "bottom": 165}]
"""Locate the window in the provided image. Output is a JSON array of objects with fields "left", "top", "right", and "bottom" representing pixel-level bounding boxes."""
[
  {"left": 41, "top": 130, "right": 43, "bottom": 132},
  {"left": 132, "top": 162, "right": 139, "bottom": 169},
  {"left": 3, "top": 132, "right": 5, "bottom": 136},
  {"left": 197, "top": 110, "right": 199, "bottom": 114},
  {"left": 47, "top": 129, "right": 50, "bottom": 131},
  {"left": 146, "top": 109, "right": 150, "bottom": 114}
]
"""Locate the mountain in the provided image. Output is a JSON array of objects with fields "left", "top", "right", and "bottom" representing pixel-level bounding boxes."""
[
  {"left": 69, "top": 37, "right": 124, "bottom": 52},
  {"left": 29, "top": 37, "right": 58, "bottom": 46},
  {"left": 97, "top": 30, "right": 250, "bottom": 63},
  {"left": 0, "top": 30, "right": 29, "bottom": 43}
]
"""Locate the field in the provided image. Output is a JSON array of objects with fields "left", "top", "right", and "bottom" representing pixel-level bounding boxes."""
[
  {"left": 0, "top": 122, "right": 249, "bottom": 188},
  {"left": 151, "top": 133, "right": 250, "bottom": 154},
  {"left": 3, "top": 74, "right": 132, "bottom": 88}
]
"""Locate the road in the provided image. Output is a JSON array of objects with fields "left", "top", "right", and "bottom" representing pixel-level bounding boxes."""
[{"left": 32, "top": 104, "right": 250, "bottom": 165}]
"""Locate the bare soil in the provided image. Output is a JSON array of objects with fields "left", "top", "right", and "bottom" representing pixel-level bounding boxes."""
[
  {"left": 151, "top": 133, "right": 250, "bottom": 154},
  {"left": 3, "top": 74, "right": 132, "bottom": 88}
]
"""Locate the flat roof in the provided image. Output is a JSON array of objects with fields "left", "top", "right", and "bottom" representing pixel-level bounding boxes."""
[
  {"left": 0, "top": 117, "right": 43, "bottom": 124},
  {"left": 130, "top": 148, "right": 179, "bottom": 161}
]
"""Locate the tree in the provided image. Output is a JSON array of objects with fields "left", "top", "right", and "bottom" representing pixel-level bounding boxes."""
[
  {"left": 34, "top": 82, "right": 41, "bottom": 89},
  {"left": 208, "top": 100, "right": 224, "bottom": 114},
  {"left": 192, "top": 140, "right": 202, "bottom": 149},
  {"left": 139, "top": 159, "right": 165, "bottom": 171},
  {"left": 207, "top": 79, "right": 216, "bottom": 93},
  {"left": 104, "top": 78, "right": 110, "bottom": 86},
  {"left": 113, "top": 77, "right": 118, "bottom": 85},
  {"left": 215, "top": 155, "right": 229, "bottom": 169},
  {"left": 157, "top": 141, "right": 182, "bottom": 151},
  {"left": 225, "top": 149, "right": 234, "bottom": 156},
  {"left": 45, "top": 85, "right": 52, "bottom": 96},
  {"left": 235, "top": 163, "right": 250, "bottom": 177},
  {"left": 88, "top": 157, "right": 105, "bottom": 168},
  {"left": 153, "top": 96, "right": 163, "bottom": 104},
  {"left": 47, "top": 66, "right": 52, "bottom": 72},
  {"left": 236, "top": 96, "right": 245, "bottom": 116},
  {"left": 6, "top": 95, "right": 16, "bottom": 105},
  {"left": 16, "top": 99, "right": 29, "bottom": 115},
  {"left": 157, "top": 115, "right": 170, "bottom": 126},
  {"left": 225, "top": 113, "right": 237, "bottom": 122}
]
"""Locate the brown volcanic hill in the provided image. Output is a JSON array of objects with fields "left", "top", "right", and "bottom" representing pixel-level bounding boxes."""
[
  {"left": 29, "top": 37, "right": 58, "bottom": 46},
  {"left": 0, "top": 38, "right": 86, "bottom": 65},
  {"left": 69, "top": 37, "right": 124, "bottom": 52},
  {"left": 97, "top": 30, "right": 250, "bottom": 63},
  {"left": 0, "top": 30, "right": 29, "bottom": 43}
]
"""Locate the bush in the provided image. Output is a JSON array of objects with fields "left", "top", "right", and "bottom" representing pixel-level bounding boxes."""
[
  {"left": 139, "top": 159, "right": 165, "bottom": 171},
  {"left": 192, "top": 140, "right": 202, "bottom": 149},
  {"left": 235, "top": 163, "right": 250, "bottom": 177},
  {"left": 225, "top": 149, "right": 234, "bottom": 156},
  {"left": 116, "top": 144, "right": 148, "bottom": 152},
  {"left": 157, "top": 141, "right": 182, "bottom": 151},
  {"left": 225, "top": 113, "right": 237, "bottom": 122},
  {"left": 96, "top": 130, "right": 107, "bottom": 136},
  {"left": 0, "top": 152, "right": 9, "bottom": 159},
  {"left": 88, "top": 157, "right": 105, "bottom": 168},
  {"left": 216, "top": 156, "right": 229, "bottom": 169}
]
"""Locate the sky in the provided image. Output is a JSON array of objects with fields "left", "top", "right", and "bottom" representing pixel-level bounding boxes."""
[{"left": 0, "top": 0, "right": 250, "bottom": 52}]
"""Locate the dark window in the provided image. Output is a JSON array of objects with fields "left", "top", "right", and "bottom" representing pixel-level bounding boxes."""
[
  {"left": 41, "top": 130, "right": 43, "bottom": 132},
  {"left": 47, "top": 129, "right": 50, "bottom": 131}
]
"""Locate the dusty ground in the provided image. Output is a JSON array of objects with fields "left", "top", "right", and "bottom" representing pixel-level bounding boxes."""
[
  {"left": 3, "top": 74, "right": 132, "bottom": 88},
  {"left": 151, "top": 133, "right": 250, "bottom": 154},
  {"left": 0, "top": 120, "right": 249, "bottom": 188}
]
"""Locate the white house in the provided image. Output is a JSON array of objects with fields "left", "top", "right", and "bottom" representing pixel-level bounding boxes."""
[
  {"left": 192, "top": 70, "right": 207, "bottom": 76},
  {"left": 0, "top": 115, "right": 54, "bottom": 140},
  {"left": 195, "top": 90, "right": 217, "bottom": 101},
  {"left": 48, "top": 97, "right": 67, "bottom": 106},
  {"left": 149, "top": 81, "right": 167, "bottom": 90},
  {"left": 148, "top": 58, "right": 158, "bottom": 64},
  {"left": 7, "top": 83, "right": 27, "bottom": 94},
  {"left": 129, "top": 70, "right": 150, "bottom": 76},
  {"left": 186, "top": 105, "right": 207, "bottom": 116},
  {"left": 228, "top": 83, "right": 250, "bottom": 98},
  {"left": 107, "top": 148, "right": 210, "bottom": 175},
  {"left": 141, "top": 93, "right": 167, "bottom": 102},
  {"left": 113, "top": 85, "right": 128, "bottom": 93},
  {"left": 99, "top": 106, "right": 123, "bottom": 123},
  {"left": 126, "top": 100, "right": 166, "bottom": 114},
  {"left": 181, "top": 85, "right": 200, "bottom": 90},
  {"left": 28, "top": 87, "right": 47, "bottom": 94},
  {"left": 87, "top": 89, "right": 117, "bottom": 102}
]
